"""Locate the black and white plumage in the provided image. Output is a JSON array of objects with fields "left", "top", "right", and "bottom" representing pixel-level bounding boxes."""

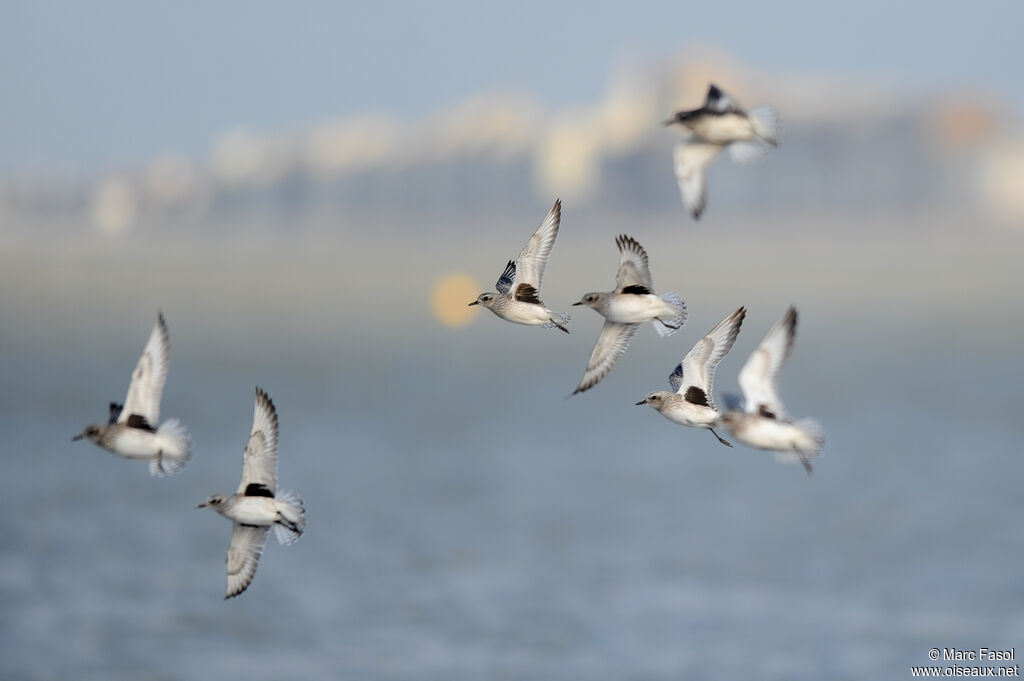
[
  {"left": 664, "top": 84, "right": 780, "bottom": 220},
  {"left": 72, "top": 312, "right": 192, "bottom": 476},
  {"left": 469, "top": 199, "right": 570, "bottom": 333},
  {"left": 636, "top": 307, "right": 746, "bottom": 446},
  {"left": 719, "top": 307, "right": 825, "bottom": 474},
  {"left": 571, "top": 235, "right": 687, "bottom": 394},
  {"left": 197, "top": 388, "right": 306, "bottom": 599}
]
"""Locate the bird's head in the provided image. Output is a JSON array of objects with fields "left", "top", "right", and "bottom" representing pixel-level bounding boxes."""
[
  {"left": 72, "top": 424, "right": 102, "bottom": 443},
  {"left": 636, "top": 391, "right": 670, "bottom": 410},
  {"left": 573, "top": 292, "right": 605, "bottom": 308},
  {"left": 469, "top": 292, "right": 496, "bottom": 308},
  {"left": 196, "top": 495, "right": 228, "bottom": 510}
]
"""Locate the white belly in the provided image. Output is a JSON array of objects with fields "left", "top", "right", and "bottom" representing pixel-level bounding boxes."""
[
  {"left": 226, "top": 497, "right": 279, "bottom": 526},
  {"left": 108, "top": 427, "right": 187, "bottom": 460},
  {"left": 604, "top": 295, "right": 668, "bottom": 324},
  {"left": 496, "top": 301, "right": 554, "bottom": 326},
  {"left": 735, "top": 418, "right": 818, "bottom": 454},
  {"left": 689, "top": 113, "right": 755, "bottom": 143},
  {"left": 108, "top": 429, "right": 161, "bottom": 459},
  {"left": 661, "top": 402, "right": 719, "bottom": 428}
]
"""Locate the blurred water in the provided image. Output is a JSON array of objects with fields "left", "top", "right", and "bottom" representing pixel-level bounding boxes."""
[{"left": 1, "top": 216, "right": 1022, "bottom": 679}]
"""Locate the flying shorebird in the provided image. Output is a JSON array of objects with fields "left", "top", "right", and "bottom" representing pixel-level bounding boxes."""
[
  {"left": 469, "top": 199, "right": 570, "bottom": 333},
  {"left": 197, "top": 388, "right": 306, "bottom": 599},
  {"left": 72, "top": 311, "right": 192, "bottom": 476},
  {"left": 719, "top": 307, "right": 824, "bottom": 474},
  {"left": 636, "top": 307, "right": 746, "bottom": 447},
  {"left": 570, "top": 234, "right": 687, "bottom": 394},
  {"left": 664, "top": 83, "right": 780, "bottom": 220}
]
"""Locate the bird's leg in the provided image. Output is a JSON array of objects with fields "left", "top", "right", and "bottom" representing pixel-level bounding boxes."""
[
  {"left": 709, "top": 428, "right": 732, "bottom": 448},
  {"left": 658, "top": 318, "right": 681, "bottom": 330},
  {"left": 799, "top": 455, "right": 813, "bottom": 476}
]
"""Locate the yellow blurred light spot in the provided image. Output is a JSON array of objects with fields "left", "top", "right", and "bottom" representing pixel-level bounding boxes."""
[{"left": 431, "top": 273, "right": 480, "bottom": 328}]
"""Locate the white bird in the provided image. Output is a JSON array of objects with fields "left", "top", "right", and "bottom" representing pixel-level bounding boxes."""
[
  {"left": 571, "top": 235, "right": 687, "bottom": 394},
  {"left": 636, "top": 307, "right": 746, "bottom": 447},
  {"left": 197, "top": 388, "right": 306, "bottom": 599},
  {"left": 72, "top": 312, "right": 192, "bottom": 476},
  {"left": 719, "top": 307, "right": 825, "bottom": 474},
  {"left": 664, "top": 83, "right": 780, "bottom": 219},
  {"left": 469, "top": 199, "right": 570, "bottom": 333}
]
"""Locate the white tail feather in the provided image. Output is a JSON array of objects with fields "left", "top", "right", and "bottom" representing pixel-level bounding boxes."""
[
  {"left": 652, "top": 292, "right": 687, "bottom": 338},
  {"left": 796, "top": 417, "right": 826, "bottom": 452},
  {"left": 729, "top": 139, "right": 773, "bottom": 164},
  {"left": 748, "top": 105, "right": 780, "bottom": 146},
  {"left": 273, "top": 489, "right": 306, "bottom": 546},
  {"left": 149, "top": 418, "right": 192, "bottom": 477},
  {"left": 542, "top": 311, "right": 571, "bottom": 331}
]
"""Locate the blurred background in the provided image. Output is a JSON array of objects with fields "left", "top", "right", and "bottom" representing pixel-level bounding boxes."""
[{"left": 2, "top": 2, "right": 1022, "bottom": 679}]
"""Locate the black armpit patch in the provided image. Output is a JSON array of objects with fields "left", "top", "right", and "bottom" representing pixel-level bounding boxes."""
[
  {"left": 126, "top": 414, "right": 155, "bottom": 431},
  {"left": 514, "top": 283, "right": 542, "bottom": 304},
  {"left": 684, "top": 386, "right": 710, "bottom": 407},
  {"left": 244, "top": 483, "right": 275, "bottom": 498}
]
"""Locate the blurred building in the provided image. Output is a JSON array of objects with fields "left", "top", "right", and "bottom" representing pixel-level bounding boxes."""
[{"left": 1, "top": 49, "right": 1021, "bottom": 235}]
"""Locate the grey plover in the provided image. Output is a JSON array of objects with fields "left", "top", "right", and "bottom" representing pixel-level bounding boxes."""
[
  {"left": 72, "top": 311, "right": 192, "bottom": 476},
  {"left": 636, "top": 307, "right": 746, "bottom": 446},
  {"left": 469, "top": 199, "right": 570, "bottom": 333},
  {"left": 571, "top": 235, "right": 687, "bottom": 394},
  {"left": 719, "top": 307, "right": 824, "bottom": 474},
  {"left": 664, "top": 84, "right": 780, "bottom": 219},
  {"left": 198, "top": 388, "right": 306, "bottom": 599}
]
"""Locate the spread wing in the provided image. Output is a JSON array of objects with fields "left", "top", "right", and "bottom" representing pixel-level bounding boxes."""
[
  {"left": 613, "top": 235, "right": 653, "bottom": 292},
  {"left": 671, "top": 307, "right": 746, "bottom": 411},
  {"left": 225, "top": 525, "right": 269, "bottom": 599},
  {"left": 738, "top": 307, "right": 797, "bottom": 420},
  {"left": 495, "top": 260, "right": 515, "bottom": 295},
  {"left": 118, "top": 312, "right": 170, "bottom": 429},
  {"left": 237, "top": 388, "right": 279, "bottom": 495},
  {"left": 514, "top": 199, "right": 561, "bottom": 292},
  {"left": 673, "top": 140, "right": 723, "bottom": 220},
  {"left": 572, "top": 321, "right": 639, "bottom": 395},
  {"left": 705, "top": 83, "right": 742, "bottom": 114}
]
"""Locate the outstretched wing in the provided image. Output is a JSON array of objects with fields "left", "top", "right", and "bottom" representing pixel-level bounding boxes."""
[
  {"left": 225, "top": 525, "right": 269, "bottom": 599},
  {"left": 118, "top": 312, "right": 170, "bottom": 429},
  {"left": 514, "top": 199, "right": 561, "bottom": 292},
  {"left": 671, "top": 307, "right": 746, "bottom": 411},
  {"left": 705, "top": 83, "right": 742, "bottom": 114},
  {"left": 613, "top": 235, "right": 653, "bottom": 293},
  {"left": 572, "top": 321, "right": 639, "bottom": 395},
  {"left": 237, "top": 388, "right": 280, "bottom": 495},
  {"left": 495, "top": 260, "right": 515, "bottom": 295},
  {"left": 738, "top": 307, "right": 797, "bottom": 420},
  {"left": 673, "top": 140, "right": 723, "bottom": 220}
]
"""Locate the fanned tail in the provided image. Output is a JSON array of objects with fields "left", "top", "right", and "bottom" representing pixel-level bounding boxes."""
[
  {"left": 652, "top": 291, "right": 687, "bottom": 337},
  {"left": 728, "top": 139, "right": 773, "bottom": 164},
  {"left": 149, "top": 418, "right": 192, "bottom": 477},
  {"left": 543, "top": 311, "right": 571, "bottom": 334},
  {"left": 772, "top": 419, "right": 825, "bottom": 475},
  {"left": 748, "top": 104, "right": 780, "bottom": 146},
  {"left": 273, "top": 489, "right": 306, "bottom": 546},
  {"left": 796, "top": 417, "right": 826, "bottom": 453}
]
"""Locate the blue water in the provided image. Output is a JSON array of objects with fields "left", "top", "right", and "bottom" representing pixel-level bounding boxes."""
[{"left": 1, "top": 225, "right": 1022, "bottom": 679}]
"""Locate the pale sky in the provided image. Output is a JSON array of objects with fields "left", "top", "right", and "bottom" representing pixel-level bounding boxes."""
[{"left": 1, "top": 0, "right": 1021, "bottom": 171}]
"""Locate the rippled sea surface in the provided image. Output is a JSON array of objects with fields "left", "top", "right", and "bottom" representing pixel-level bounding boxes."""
[{"left": 2, "top": 215, "right": 1022, "bottom": 680}]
